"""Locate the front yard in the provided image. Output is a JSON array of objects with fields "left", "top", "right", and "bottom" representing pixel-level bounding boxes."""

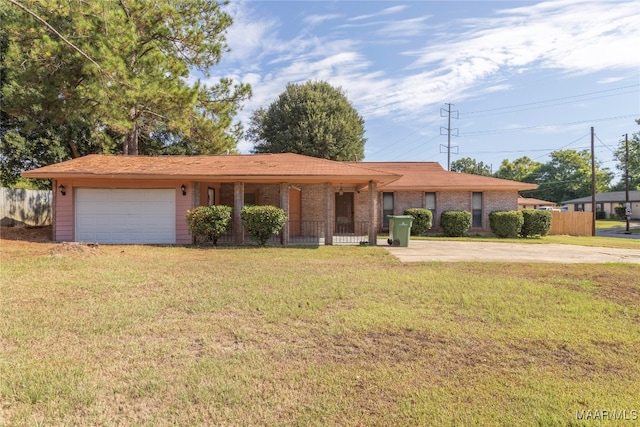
[{"left": 1, "top": 232, "right": 639, "bottom": 426}]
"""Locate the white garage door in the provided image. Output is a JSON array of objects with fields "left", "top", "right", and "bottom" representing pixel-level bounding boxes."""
[{"left": 75, "top": 188, "right": 176, "bottom": 244}]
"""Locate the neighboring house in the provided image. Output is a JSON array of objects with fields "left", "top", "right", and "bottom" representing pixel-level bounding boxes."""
[
  {"left": 517, "top": 197, "right": 556, "bottom": 210},
  {"left": 22, "top": 153, "right": 537, "bottom": 245},
  {"left": 561, "top": 191, "right": 640, "bottom": 220}
]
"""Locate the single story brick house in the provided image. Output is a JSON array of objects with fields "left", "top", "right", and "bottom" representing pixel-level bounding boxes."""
[{"left": 22, "top": 153, "right": 536, "bottom": 245}]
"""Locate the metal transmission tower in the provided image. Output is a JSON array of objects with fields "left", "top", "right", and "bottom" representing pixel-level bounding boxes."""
[{"left": 440, "top": 103, "right": 459, "bottom": 171}]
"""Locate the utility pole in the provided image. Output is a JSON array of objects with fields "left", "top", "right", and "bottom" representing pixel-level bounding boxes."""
[
  {"left": 625, "top": 133, "right": 631, "bottom": 234},
  {"left": 591, "top": 127, "right": 596, "bottom": 237},
  {"left": 440, "top": 103, "right": 459, "bottom": 171}
]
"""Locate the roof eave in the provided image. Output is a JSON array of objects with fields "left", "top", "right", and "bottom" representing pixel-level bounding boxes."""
[{"left": 22, "top": 171, "right": 401, "bottom": 185}]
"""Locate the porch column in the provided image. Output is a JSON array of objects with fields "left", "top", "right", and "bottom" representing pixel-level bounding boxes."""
[
  {"left": 233, "top": 182, "right": 244, "bottom": 244},
  {"left": 368, "top": 180, "right": 378, "bottom": 245},
  {"left": 280, "top": 183, "right": 289, "bottom": 246},
  {"left": 324, "top": 183, "right": 334, "bottom": 245}
]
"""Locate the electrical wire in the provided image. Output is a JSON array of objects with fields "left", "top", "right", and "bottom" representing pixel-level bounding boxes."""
[
  {"left": 462, "top": 84, "right": 640, "bottom": 116},
  {"left": 460, "top": 114, "right": 639, "bottom": 136},
  {"left": 460, "top": 89, "right": 639, "bottom": 119}
]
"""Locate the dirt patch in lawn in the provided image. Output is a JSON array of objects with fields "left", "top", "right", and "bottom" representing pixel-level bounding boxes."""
[{"left": 0, "top": 225, "right": 52, "bottom": 243}]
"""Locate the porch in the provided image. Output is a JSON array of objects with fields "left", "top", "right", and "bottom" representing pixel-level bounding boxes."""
[
  {"left": 197, "top": 220, "right": 373, "bottom": 246},
  {"left": 192, "top": 180, "right": 379, "bottom": 246}
]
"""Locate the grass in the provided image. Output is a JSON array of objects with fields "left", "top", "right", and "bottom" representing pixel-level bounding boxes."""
[
  {"left": 595, "top": 220, "right": 629, "bottom": 229},
  {"left": 406, "top": 234, "right": 640, "bottom": 250},
  {"left": 1, "top": 238, "right": 639, "bottom": 426}
]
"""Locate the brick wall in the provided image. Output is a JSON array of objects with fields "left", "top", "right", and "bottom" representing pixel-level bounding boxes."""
[
  {"left": 378, "top": 190, "right": 520, "bottom": 232},
  {"left": 257, "top": 184, "right": 280, "bottom": 207},
  {"left": 394, "top": 191, "right": 424, "bottom": 215},
  {"left": 300, "top": 184, "right": 326, "bottom": 223},
  {"left": 219, "top": 183, "right": 234, "bottom": 206}
]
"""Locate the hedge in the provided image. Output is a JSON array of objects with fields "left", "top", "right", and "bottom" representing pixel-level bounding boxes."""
[
  {"left": 489, "top": 210, "right": 524, "bottom": 238},
  {"left": 404, "top": 208, "right": 433, "bottom": 236},
  {"left": 520, "top": 209, "right": 552, "bottom": 237},
  {"left": 186, "top": 205, "right": 232, "bottom": 245},
  {"left": 241, "top": 205, "right": 287, "bottom": 246},
  {"left": 440, "top": 210, "right": 471, "bottom": 237}
]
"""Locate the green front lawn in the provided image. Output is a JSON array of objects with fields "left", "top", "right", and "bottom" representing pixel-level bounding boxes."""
[{"left": 1, "top": 242, "right": 639, "bottom": 426}]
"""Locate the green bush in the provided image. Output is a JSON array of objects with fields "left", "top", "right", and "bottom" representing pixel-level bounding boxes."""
[
  {"left": 489, "top": 210, "right": 524, "bottom": 238},
  {"left": 595, "top": 211, "right": 606, "bottom": 220},
  {"left": 241, "top": 205, "right": 287, "bottom": 246},
  {"left": 404, "top": 208, "right": 433, "bottom": 236},
  {"left": 440, "top": 210, "right": 471, "bottom": 237},
  {"left": 614, "top": 206, "right": 626, "bottom": 220},
  {"left": 520, "top": 209, "right": 552, "bottom": 238},
  {"left": 186, "top": 205, "right": 232, "bottom": 245}
]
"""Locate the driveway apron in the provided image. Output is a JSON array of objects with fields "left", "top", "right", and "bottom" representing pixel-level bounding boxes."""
[{"left": 379, "top": 240, "right": 640, "bottom": 264}]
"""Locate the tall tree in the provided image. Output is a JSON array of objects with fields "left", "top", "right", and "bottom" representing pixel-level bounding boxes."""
[
  {"left": 0, "top": 0, "right": 251, "bottom": 185},
  {"left": 524, "top": 149, "right": 613, "bottom": 203},
  {"left": 611, "top": 120, "right": 640, "bottom": 191},
  {"left": 494, "top": 156, "right": 542, "bottom": 182},
  {"left": 248, "top": 80, "right": 366, "bottom": 161},
  {"left": 450, "top": 157, "right": 493, "bottom": 176}
]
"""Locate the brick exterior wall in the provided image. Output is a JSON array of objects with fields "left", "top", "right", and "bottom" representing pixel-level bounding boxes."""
[
  {"left": 219, "top": 183, "right": 234, "bottom": 206},
  {"left": 300, "top": 184, "right": 326, "bottom": 223},
  {"left": 207, "top": 183, "right": 519, "bottom": 236},
  {"left": 376, "top": 190, "right": 520, "bottom": 233},
  {"left": 256, "top": 184, "right": 280, "bottom": 207}
]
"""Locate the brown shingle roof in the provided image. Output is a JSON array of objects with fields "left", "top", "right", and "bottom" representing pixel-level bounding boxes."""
[
  {"left": 518, "top": 197, "right": 556, "bottom": 206},
  {"left": 22, "top": 154, "right": 538, "bottom": 191},
  {"left": 22, "top": 153, "right": 401, "bottom": 185},
  {"left": 358, "top": 162, "right": 538, "bottom": 191}
]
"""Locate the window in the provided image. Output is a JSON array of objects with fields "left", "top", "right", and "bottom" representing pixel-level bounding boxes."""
[
  {"left": 425, "top": 192, "right": 436, "bottom": 218},
  {"left": 472, "top": 192, "right": 483, "bottom": 228},
  {"left": 382, "top": 192, "right": 394, "bottom": 228}
]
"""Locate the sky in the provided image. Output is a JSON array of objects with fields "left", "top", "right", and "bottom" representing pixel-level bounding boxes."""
[{"left": 204, "top": 0, "right": 640, "bottom": 184}]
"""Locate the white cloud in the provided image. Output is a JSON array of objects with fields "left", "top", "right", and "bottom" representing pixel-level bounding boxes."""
[
  {"left": 349, "top": 5, "right": 408, "bottom": 22},
  {"left": 303, "top": 13, "right": 342, "bottom": 26},
  {"left": 376, "top": 16, "right": 432, "bottom": 38},
  {"left": 407, "top": 1, "right": 640, "bottom": 75}
]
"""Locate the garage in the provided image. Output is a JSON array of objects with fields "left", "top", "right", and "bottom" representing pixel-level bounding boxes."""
[{"left": 75, "top": 188, "right": 176, "bottom": 244}]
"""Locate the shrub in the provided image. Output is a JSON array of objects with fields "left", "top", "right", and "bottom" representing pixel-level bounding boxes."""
[
  {"left": 440, "top": 210, "right": 471, "bottom": 237},
  {"left": 404, "top": 208, "right": 433, "bottom": 236},
  {"left": 614, "top": 206, "right": 626, "bottom": 220},
  {"left": 520, "top": 209, "right": 552, "bottom": 238},
  {"left": 595, "top": 211, "right": 606, "bottom": 220},
  {"left": 241, "top": 205, "right": 287, "bottom": 246},
  {"left": 489, "top": 210, "right": 524, "bottom": 238},
  {"left": 186, "top": 205, "right": 232, "bottom": 245}
]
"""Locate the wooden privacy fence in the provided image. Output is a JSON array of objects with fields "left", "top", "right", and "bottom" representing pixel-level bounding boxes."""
[
  {"left": 0, "top": 187, "right": 52, "bottom": 226},
  {"left": 548, "top": 211, "right": 593, "bottom": 236}
]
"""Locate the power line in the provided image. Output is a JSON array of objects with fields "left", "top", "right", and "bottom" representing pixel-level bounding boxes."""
[
  {"left": 461, "top": 84, "right": 640, "bottom": 116},
  {"left": 461, "top": 89, "right": 639, "bottom": 119},
  {"left": 460, "top": 114, "right": 639, "bottom": 136},
  {"left": 387, "top": 134, "right": 441, "bottom": 161}
]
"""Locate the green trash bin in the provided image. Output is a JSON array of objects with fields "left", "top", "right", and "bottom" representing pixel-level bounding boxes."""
[{"left": 387, "top": 215, "right": 414, "bottom": 247}]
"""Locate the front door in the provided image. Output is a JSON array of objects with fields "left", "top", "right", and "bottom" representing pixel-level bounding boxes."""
[
  {"left": 335, "top": 192, "right": 354, "bottom": 233},
  {"left": 289, "top": 188, "right": 301, "bottom": 236}
]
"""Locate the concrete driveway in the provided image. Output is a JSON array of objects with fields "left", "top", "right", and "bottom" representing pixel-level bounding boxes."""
[{"left": 379, "top": 239, "right": 640, "bottom": 264}]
